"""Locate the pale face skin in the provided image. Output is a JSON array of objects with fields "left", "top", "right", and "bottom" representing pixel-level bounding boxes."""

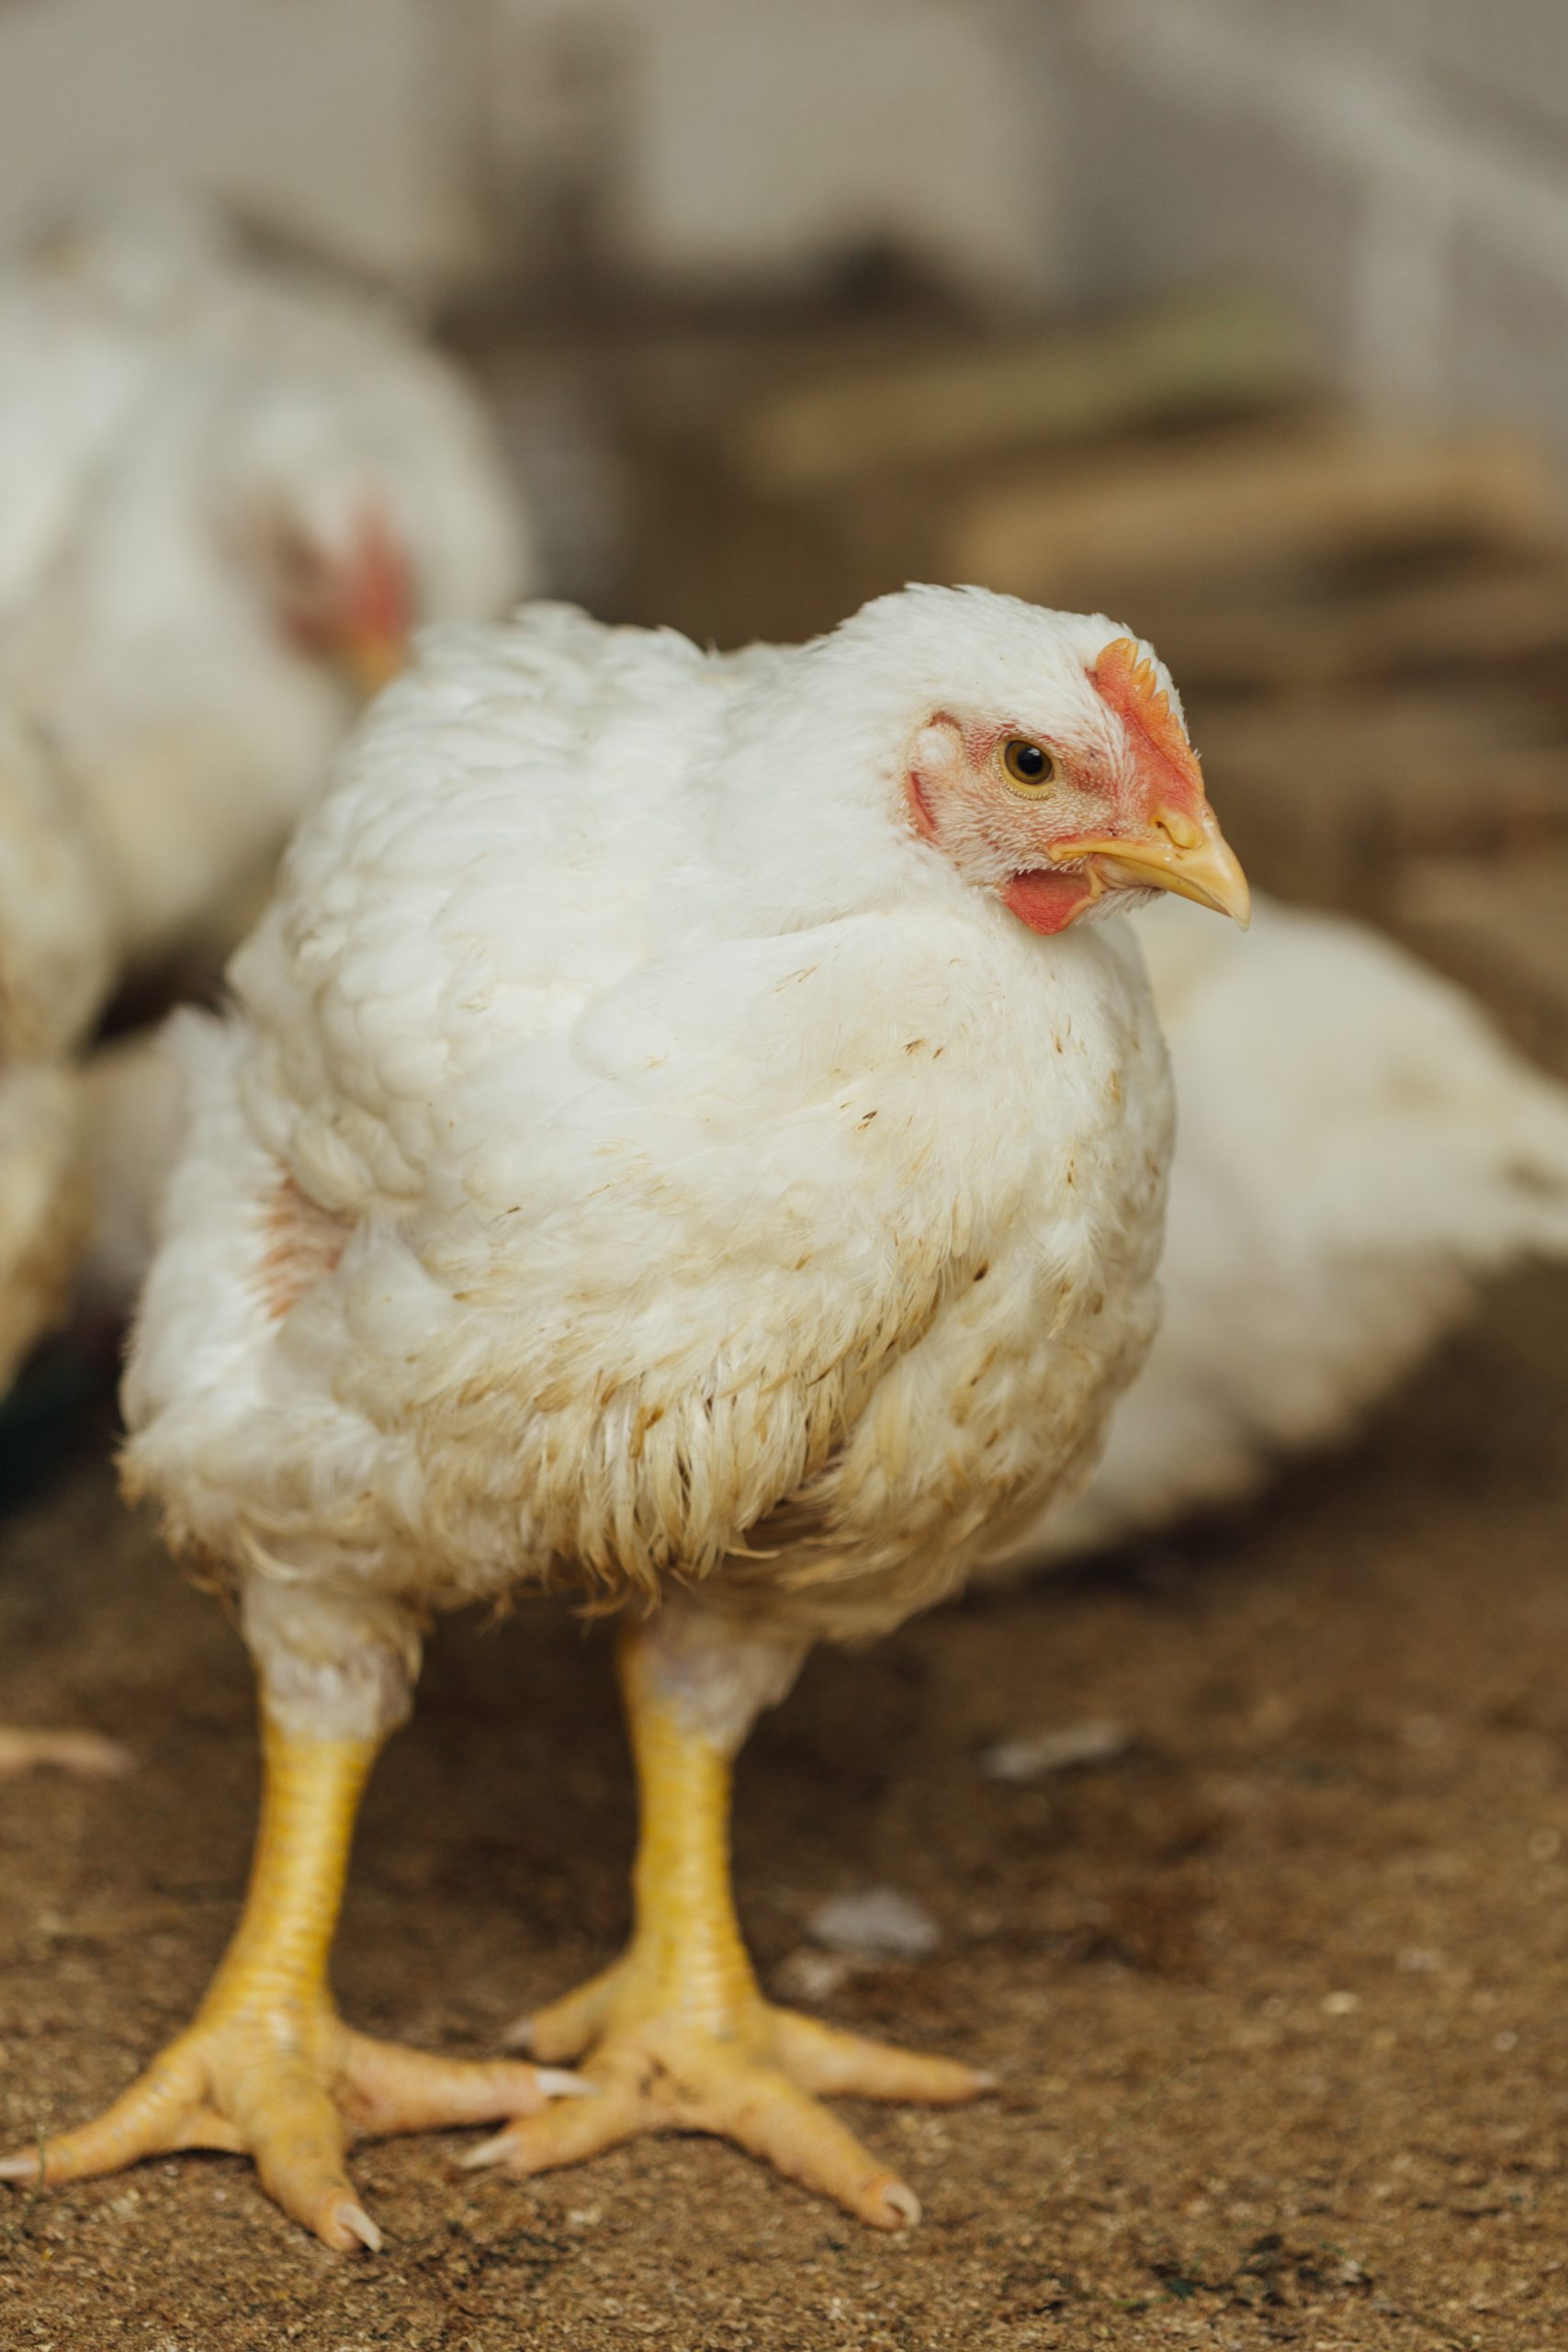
[{"left": 904, "top": 639, "right": 1250, "bottom": 936}]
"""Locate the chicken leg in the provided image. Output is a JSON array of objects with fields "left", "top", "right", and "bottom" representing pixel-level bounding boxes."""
[
  {"left": 478, "top": 1605, "right": 990, "bottom": 2229},
  {"left": 0, "top": 1709, "right": 581, "bottom": 2250}
]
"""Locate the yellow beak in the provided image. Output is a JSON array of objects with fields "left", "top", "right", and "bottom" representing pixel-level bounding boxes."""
[
  {"left": 342, "top": 628, "right": 409, "bottom": 701},
  {"left": 1051, "top": 811, "right": 1251, "bottom": 928}
]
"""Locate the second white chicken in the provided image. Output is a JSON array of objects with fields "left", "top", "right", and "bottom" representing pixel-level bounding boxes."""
[
  {"left": 0, "top": 697, "right": 128, "bottom": 1776},
  {"left": 987, "top": 892, "right": 1568, "bottom": 1572},
  {"left": 0, "top": 198, "right": 536, "bottom": 973}
]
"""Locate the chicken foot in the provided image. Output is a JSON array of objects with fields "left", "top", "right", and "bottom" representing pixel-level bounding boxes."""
[
  {"left": 483, "top": 1608, "right": 989, "bottom": 2229},
  {"left": 0, "top": 1711, "right": 581, "bottom": 2250}
]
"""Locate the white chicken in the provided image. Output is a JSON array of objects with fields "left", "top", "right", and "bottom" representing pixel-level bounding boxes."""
[
  {"left": 75, "top": 1027, "right": 187, "bottom": 1321},
  {"left": 0, "top": 698, "right": 128, "bottom": 1776},
  {"left": 987, "top": 892, "right": 1568, "bottom": 1572},
  {"left": 5, "top": 588, "right": 1248, "bottom": 2245},
  {"left": 0, "top": 701, "right": 107, "bottom": 1385},
  {"left": 83, "top": 892, "right": 1568, "bottom": 1530},
  {"left": 0, "top": 198, "right": 535, "bottom": 973}
]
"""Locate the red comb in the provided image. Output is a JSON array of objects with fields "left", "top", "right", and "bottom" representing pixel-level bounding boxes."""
[
  {"left": 1089, "top": 637, "right": 1203, "bottom": 800},
  {"left": 352, "top": 506, "right": 412, "bottom": 645}
]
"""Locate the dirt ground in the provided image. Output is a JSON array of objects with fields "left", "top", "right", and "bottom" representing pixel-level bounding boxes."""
[{"left": 0, "top": 1266, "right": 1565, "bottom": 2352}]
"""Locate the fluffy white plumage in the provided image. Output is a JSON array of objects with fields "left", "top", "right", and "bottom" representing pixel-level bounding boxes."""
[
  {"left": 0, "top": 199, "right": 535, "bottom": 970},
  {"left": 989, "top": 891, "right": 1568, "bottom": 1570},
  {"left": 77, "top": 1027, "right": 186, "bottom": 1318},
  {"left": 51, "top": 587, "right": 1568, "bottom": 2225},
  {"left": 100, "top": 862, "right": 1568, "bottom": 1585},
  {"left": 0, "top": 699, "right": 113, "bottom": 1388},
  {"left": 125, "top": 589, "right": 1181, "bottom": 1723},
  {"left": 28, "top": 586, "right": 1216, "bottom": 2236}
]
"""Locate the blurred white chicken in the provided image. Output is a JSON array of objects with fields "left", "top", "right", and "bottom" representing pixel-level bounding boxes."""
[
  {"left": 985, "top": 892, "right": 1568, "bottom": 1574},
  {"left": 0, "top": 198, "right": 536, "bottom": 973},
  {"left": 0, "top": 699, "right": 129, "bottom": 1776}
]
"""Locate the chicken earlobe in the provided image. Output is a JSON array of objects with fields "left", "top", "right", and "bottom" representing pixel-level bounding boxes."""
[
  {"left": 488, "top": 1604, "right": 991, "bottom": 2229},
  {"left": 0, "top": 1711, "right": 583, "bottom": 2250}
]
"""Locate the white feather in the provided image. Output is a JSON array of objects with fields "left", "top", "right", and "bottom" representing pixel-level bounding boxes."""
[
  {"left": 123, "top": 589, "right": 1176, "bottom": 1728},
  {"left": 987, "top": 892, "right": 1568, "bottom": 1572},
  {"left": 94, "top": 865, "right": 1568, "bottom": 1601},
  {"left": 0, "top": 699, "right": 114, "bottom": 1388},
  {"left": 0, "top": 198, "right": 536, "bottom": 969}
]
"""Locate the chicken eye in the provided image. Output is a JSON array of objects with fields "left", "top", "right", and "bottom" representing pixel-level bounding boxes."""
[{"left": 1001, "top": 739, "right": 1058, "bottom": 792}]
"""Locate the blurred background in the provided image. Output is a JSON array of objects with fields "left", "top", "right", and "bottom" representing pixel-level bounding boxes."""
[{"left": 2, "top": 0, "right": 1562, "bottom": 1055}]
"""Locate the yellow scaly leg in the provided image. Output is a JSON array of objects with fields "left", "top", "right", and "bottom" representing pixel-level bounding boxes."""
[
  {"left": 472, "top": 1615, "right": 991, "bottom": 2230},
  {"left": 1, "top": 1713, "right": 582, "bottom": 2251}
]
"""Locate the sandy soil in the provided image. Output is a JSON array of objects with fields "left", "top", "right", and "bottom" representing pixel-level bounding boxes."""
[{"left": 1, "top": 1267, "right": 1565, "bottom": 2351}]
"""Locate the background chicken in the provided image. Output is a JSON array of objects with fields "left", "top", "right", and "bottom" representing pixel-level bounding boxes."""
[
  {"left": 0, "top": 697, "right": 127, "bottom": 1776},
  {"left": 3, "top": 587, "right": 1248, "bottom": 2246},
  {"left": 987, "top": 892, "right": 1568, "bottom": 1573},
  {"left": 0, "top": 198, "right": 536, "bottom": 978}
]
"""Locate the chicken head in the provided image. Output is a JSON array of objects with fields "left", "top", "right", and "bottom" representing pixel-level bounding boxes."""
[{"left": 905, "top": 631, "right": 1249, "bottom": 937}]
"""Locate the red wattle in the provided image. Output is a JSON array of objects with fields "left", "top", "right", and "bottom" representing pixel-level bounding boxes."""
[{"left": 1001, "top": 869, "right": 1095, "bottom": 934}]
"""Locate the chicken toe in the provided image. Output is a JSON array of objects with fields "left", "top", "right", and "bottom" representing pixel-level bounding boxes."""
[
  {"left": 473, "top": 1990, "right": 947, "bottom": 2229},
  {"left": 3, "top": 1710, "right": 581, "bottom": 2248},
  {"left": 0, "top": 2007, "right": 571, "bottom": 2251},
  {"left": 487, "top": 1616, "right": 990, "bottom": 2227}
]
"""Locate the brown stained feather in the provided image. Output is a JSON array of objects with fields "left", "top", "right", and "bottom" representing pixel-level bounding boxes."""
[{"left": 257, "top": 1173, "right": 348, "bottom": 1320}]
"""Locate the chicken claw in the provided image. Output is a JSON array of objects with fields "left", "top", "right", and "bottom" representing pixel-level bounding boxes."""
[
  {"left": 487, "top": 1967, "right": 985, "bottom": 2228},
  {"left": 485, "top": 1617, "right": 991, "bottom": 2228},
  {"left": 0, "top": 1714, "right": 582, "bottom": 2250},
  {"left": 0, "top": 2007, "right": 581, "bottom": 2253}
]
